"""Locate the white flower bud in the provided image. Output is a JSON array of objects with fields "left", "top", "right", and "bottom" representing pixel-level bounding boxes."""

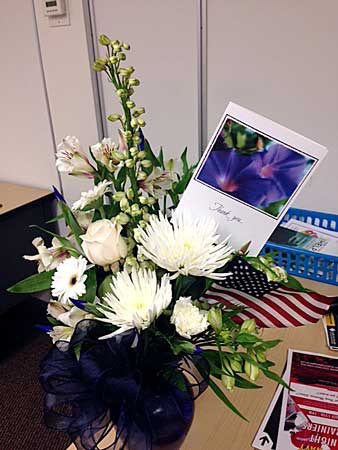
[
  {"left": 137, "top": 151, "right": 146, "bottom": 160},
  {"left": 120, "top": 198, "right": 129, "bottom": 211},
  {"left": 126, "top": 100, "right": 135, "bottom": 109},
  {"left": 131, "top": 118, "right": 138, "bottom": 128},
  {"left": 98, "top": 34, "right": 111, "bottom": 46},
  {"left": 222, "top": 374, "right": 235, "bottom": 391},
  {"left": 125, "top": 159, "right": 134, "bottom": 168},
  {"left": 122, "top": 42, "right": 130, "bottom": 50},
  {"left": 129, "top": 147, "right": 138, "bottom": 157},
  {"left": 133, "top": 136, "right": 142, "bottom": 145},
  {"left": 115, "top": 213, "right": 130, "bottom": 225},
  {"left": 116, "top": 89, "right": 127, "bottom": 98},
  {"left": 125, "top": 256, "right": 138, "bottom": 268},
  {"left": 129, "top": 78, "right": 140, "bottom": 86},
  {"left": 208, "top": 308, "right": 223, "bottom": 333},
  {"left": 139, "top": 196, "right": 148, "bottom": 205},
  {"left": 240, "top": 319, "right": 256, "bottom": 334},
  {"left": 244, "top": 361, "right": 260, "bottom": 381},
  {"left": 137, "top": 171, "right": 147, "bottom": 181},
  {"left": 107, "top": 114, "right": 121, "bottom": 122},
  {"left": 124, "top": 130, "right": 132, "bottom": 140},
  {"left": 130, "top": 204, "right": 141, "bottom": 217},
  {"left": 126, "top": 188, "right": 134, "bottom": 200},
  {"left": 141, "top": 159, "right": 152, "bottom": 168},
  {"left": 138, "top": 119, "right": 146, "bottom": 127},
  {"left": 147, "top": 196, "right": 156, "bottom": 205},
  {"left": 113, "top": 192, "right": 126, "bottom": 201},
  {"left": 138, "top": 220, "right": 148, "bottom": 229}
]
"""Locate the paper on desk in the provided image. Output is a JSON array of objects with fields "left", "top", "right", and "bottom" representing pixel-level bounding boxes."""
[
  {"left": 252, "top": 372, "right": 289, "bottom": 450},
  {"left": 276, "top": 350, "right": 338, "bottom": 450}
]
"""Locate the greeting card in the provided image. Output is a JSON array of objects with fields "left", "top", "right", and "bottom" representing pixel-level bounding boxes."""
[{"left": 177, "top": 103, "right": 327, "bottom": 255}]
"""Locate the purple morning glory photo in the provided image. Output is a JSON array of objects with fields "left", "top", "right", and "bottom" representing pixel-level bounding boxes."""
[{"left": 197, "top": 121, "right": 315, "bottom": 217}]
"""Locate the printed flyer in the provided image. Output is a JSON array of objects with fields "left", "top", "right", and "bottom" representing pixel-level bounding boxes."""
[{"left": 277, "top": 350, "right": 338, "bottom": 450}]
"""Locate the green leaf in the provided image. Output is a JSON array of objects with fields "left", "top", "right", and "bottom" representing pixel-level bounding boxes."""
[
  {"left": 180, "top": 147, "right": 189, "bottom": 173},
  {"left": 263, "top": 199, "right": 288, "bottom": 217},
  {"left": 7, "top": 270, "right": 55, "bottom": 294},
  {"left": 236, "top": 131, "right": 247, "bottom": 149},
  {"left": 254, "top": 339, "right": 282, "bottom": 352},
  {"left": 234, "top": 375, "right": 262, "bottom": 389},
  {"left": 45, "top": 213, "right": 64, "bottom": 224},
  {"left": 30, "top": 225, "right": 81, "bottom": 257},
  {"left": 144, "top": 139, "right": 161, "bottom": 167},
  {"left": 80, "top": 268, "right": 97, "bottom": 303},
  {"left": 262, "top": 369, "right": 290, "bottom": 390},
  {"left": 172, "top": 339, "right": 195, "bottom": 355},
  {"left": 236, "top": 333, "right": 261, "bottom": 345},
  {"left": 157, "top": 147, "right": 164, "bottom": 168},
  {"left": 281, "top": 275, "right": 313, "bottom": 293},
  {"left": 58, "top": 201, "right": 83, "bottom": 246},
  {"left": 98, "top": 274, "right": 113, "bottom": 299},
  {"left": 115, "top": 166, "right": 127, "bottom": 190},
  {"left": 208, "top": 377, "right": 247, "bottom": 421}
]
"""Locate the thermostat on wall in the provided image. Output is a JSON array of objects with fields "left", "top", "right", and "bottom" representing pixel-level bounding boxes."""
[{"left": 43, "top": 0, "right": 66, "bottom": 16}]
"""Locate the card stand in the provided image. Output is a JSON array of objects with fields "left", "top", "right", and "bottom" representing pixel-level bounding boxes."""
[{"left": 261, "top": 208, "right": 338, "bottom": 286}]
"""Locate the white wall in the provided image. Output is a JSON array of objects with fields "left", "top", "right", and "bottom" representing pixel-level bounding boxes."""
[
  {"left": 0, "top": 0, "right": 58, "bottom": 189},
  {"left": 207, "top": 0, "right": 338, "bottom": 213},
  {"left": 92, "top": 0, "right": 200, "bottom": 164},
  {"left": 33, "top": 0, "right": 100, "bottom": 205}
]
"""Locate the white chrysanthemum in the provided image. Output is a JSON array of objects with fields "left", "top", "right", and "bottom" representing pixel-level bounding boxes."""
[
  {"left": 97, "top": 269, "right": 172, "bottom": 339},
  {"left": 51, "top": 256, "right": 88, "bottom": 304},
  {"left": 171, "top": 297, "right": 209, "bottom": 339},
  {"left": 72, "top": 180, "right": 112, "bottom": 210},
  {"left": 137, "top": 212, "right": 233, "bottom": 280}
]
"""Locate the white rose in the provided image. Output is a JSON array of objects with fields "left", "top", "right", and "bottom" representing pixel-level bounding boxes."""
[
  {"left": 80, "top": 219, "right": 127, "bottom": 267},
  {"left": 171, "top": 297, "right": 209, "bottom": 339}
]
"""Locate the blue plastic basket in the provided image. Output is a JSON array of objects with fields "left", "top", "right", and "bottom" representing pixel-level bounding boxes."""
[{"left": 261, "top": 208, "right": 338, "bottom": 285}]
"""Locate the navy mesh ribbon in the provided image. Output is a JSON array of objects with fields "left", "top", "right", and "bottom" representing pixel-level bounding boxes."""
[{"left": 39, "top": 320, "right": 208, "bottom": 450}]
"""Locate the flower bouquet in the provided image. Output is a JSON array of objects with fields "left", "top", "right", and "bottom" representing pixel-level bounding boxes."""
[{"left": 8, "top": 35, "right": 310, "bottom": 450}]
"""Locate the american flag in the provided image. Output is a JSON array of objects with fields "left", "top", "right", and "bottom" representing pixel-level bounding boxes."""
[{"left": 202, "top": 257, "right": 335, "bottom": 328}]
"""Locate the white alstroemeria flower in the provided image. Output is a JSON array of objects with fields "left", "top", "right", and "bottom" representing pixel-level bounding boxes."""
[
  {"left": 48, "top": 326, "right": 74, "bottom": 344},
  {"left": 138, "top": 167, "right": 176, "bottom": 198},
  {"left": 73, "top": 209, "right": 95, "bottom": 231},
  {"left": 91, "top": 137, "right": 122, "bottom": 172},
  {"left": 72, "top": 180, "right": 112, "bottom": 211},
  {"left": 56, "top": 136, "right": 95, "bottom": 178},
  {"left": 51, "top": 256, "right": 88, "bottom": 304},
  {"left": 137, "top": 212, "right": 233, "bottom": 280},
  {"left": 171, "top": 297, "right": 209, "bottom": 339},
  {"left": 47, "top": 301, "right": 94, "bottom": 343},
  {"left": 24, "top": 237, "right": 68, "bottom": 272},
  {"left": 97, "top": 269, "right": 172, "bottom": 339},
  {"left": 48, "top": 301, "right": 93, "bottom": 326}
]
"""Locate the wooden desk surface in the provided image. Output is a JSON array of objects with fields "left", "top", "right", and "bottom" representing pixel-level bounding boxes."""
[
  {"left": 67, "top": 281, "right": 338, "bottom": 450},
  {"left": 0, "top": 182, "right": 51, "bottom": 215}
]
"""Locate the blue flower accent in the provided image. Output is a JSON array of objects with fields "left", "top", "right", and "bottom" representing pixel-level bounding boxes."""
[
  {"left": 251, "top": 143, "right": 312, "bottom": 206},
  {"left": 198, "top": 149, "right": 271, "bottom": 207},
  {"left": 52, "top": 185, "right": 66, "bottom": 203},
  {"left": 197, "top": 142, "right": 314, "bottom": 215}
]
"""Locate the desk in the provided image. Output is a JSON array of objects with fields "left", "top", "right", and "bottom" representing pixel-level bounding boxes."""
[
  {"left": 67, "top": 280, "right": 338, "bottom": 450},
  {"left": 0, "top": 182, "right": 55, "bottom": 312}
]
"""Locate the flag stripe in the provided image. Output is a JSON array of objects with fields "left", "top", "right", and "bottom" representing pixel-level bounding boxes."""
[
  {"left": 267, "top": 292, "right": 322, "bottom": 322},
  {"left": 204, "top": 290, "right": 277, "bottom": 328},
  {"left": 264, "top": 293, "right": 318, "bottom": 325},
  {"left": 203, "top": 285, "right": 334, "bottom": 328},
  {"left": 208, "top": 286, "right": 287, "bottom": 327}
]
